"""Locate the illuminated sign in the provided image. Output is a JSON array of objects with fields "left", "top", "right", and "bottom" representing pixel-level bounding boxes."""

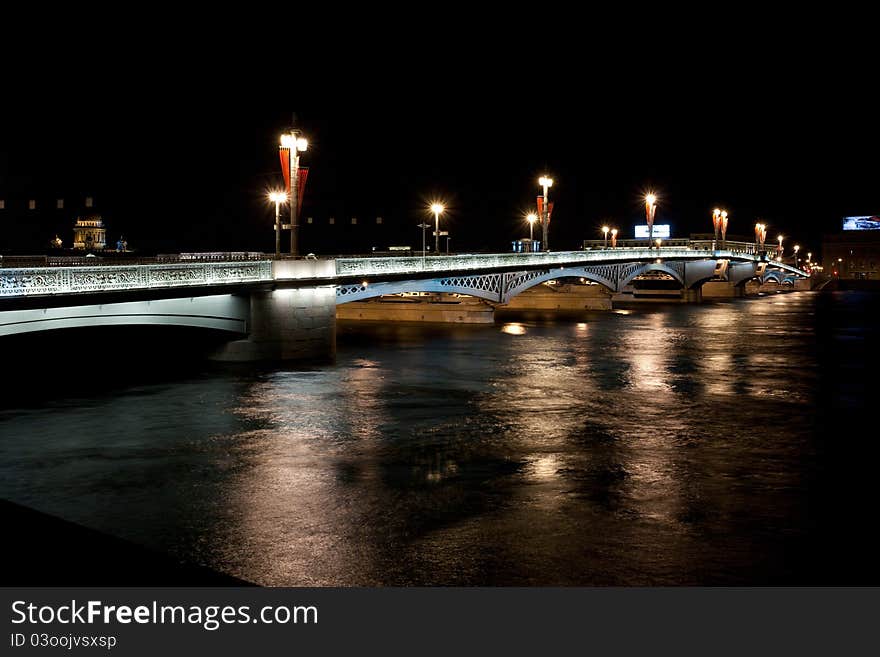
[
  {"left": 634, "top": 224, "right": 670, "bottom": 238},
  {"left": 843, "top": 216, "right": 880, "bottom": 231}
]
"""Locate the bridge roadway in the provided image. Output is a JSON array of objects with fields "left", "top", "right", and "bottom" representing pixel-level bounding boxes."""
[{"left": 0, "top": 245, "right": 809, "bottom": 361}]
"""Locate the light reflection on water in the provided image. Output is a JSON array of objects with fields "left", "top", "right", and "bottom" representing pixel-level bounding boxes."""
[{"left": 1, "top": 292, "right": 877, "bottom": 585}]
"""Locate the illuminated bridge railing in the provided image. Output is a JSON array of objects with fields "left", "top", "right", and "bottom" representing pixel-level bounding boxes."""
[
  {"left": 0, "top": 261, "right": 273, "bottom": 299},
  {"left": 335, "top": 248, "right": 759, "bottom": 278}
]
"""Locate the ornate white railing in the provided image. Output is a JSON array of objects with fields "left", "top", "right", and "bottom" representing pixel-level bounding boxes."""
[
  {"left": 0, "top": 261, "right": 273, "bottom": 298},
  {"left": 1, "top": 249, "right": 808, "bottom": 300}
]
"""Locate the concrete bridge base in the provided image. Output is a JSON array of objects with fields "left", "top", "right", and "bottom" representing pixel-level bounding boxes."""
[
  {"left": 613, "top": 287, "right": 702, "bottom": 304},
  {"left": 501, "top": 283, "right": 612, "bottom": 311},
  {"left": 337, "top": 295, "right": 494, "bottom": 324},
  {"left": 702, "top": 281, "right": 745, "bottom": 298},
  {"left": 212, "top": 286, "right": 337, "bottom": 362}
]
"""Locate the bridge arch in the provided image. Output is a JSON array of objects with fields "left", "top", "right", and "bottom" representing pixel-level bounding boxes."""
[
  {"left": 761, "top": 270, "right": 786, "bottom": 285},
  {"left": 0, "top": 295, "right": 249, "bottom": 338},
  {"left": 336, "top": 277, "right": 503, "bottom": 304},
  {"left": 503, "top": 267, "right": 616, "bottom": 300},
  {"left": 619, "top": 262, "right": 685, "bottom": 290}
]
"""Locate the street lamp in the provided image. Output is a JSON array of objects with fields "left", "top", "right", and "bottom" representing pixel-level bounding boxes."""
[
  {"left": 645, "top": 193, "right": 657, "bottom": 248},
  {"left": 538, "top": 176, "right": 553, "bottom": 252},
  {"left": 610, "top": 228, "right": 618, "bottom": 248},
  {"left": 755, "top": 223, "right": 767, "bottom": 256},
  {"left": 655, "top": 238, "right": 662, "bottom": 251},
  {"left": 279, "top": 127, "right": 309, "bottom": 256},
  {"left": 417, "top": 221, "right": 430, "bottom": 268},
  {"left": 794, "top": 244, "right": 800, "bottom": 268},
  {"left": 777, "top": 234, "right": 784, "bottom": 261},
  {"left": 602, "top": 225, "right": 609, "bottom": 249},
  {"left": 268, "top": 191, "right": 287, "bottom": 257},
  {"left": 430, "top": 203, "right": 445, "bottom": 255},
  {"left": 526, "top": 213, "right": 538, "bottom": 249},
  {"left": 721, "top": 210, "right": 729, "bottom": 248},
  {"left": 712, "top": 208, "right": 722, "bottom": 249}
]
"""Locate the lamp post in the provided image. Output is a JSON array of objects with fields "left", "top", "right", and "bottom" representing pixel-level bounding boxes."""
[
  {"left": 279, "top": 129, "right": 308, "bottom": 256},
  {"left": 655, "top": 238, "right": 662, "bottom": 250},
  {"left": 712, "top": 208, "right": 722, "bottom": 250},
  {"left": 721, "top": 210, "right": 729, "bottom": 248},
  {"left": 268, "top": 192, "right": 287, "bottom": 257},
  {"left": 418, "top": 222, "right": 430, "bottom": 268},
  {"left": 527, "top": 213, "right": 538, "bottom": 248},
  {"left": 431, "top": 203, "right": 444, "bottom": 255},
  {"left": 755, "top": 223, "right": 767, "bottom": 256},
  {"left": 610, "top": 228, "right": 618, "bottom": 248},
  {"left": 794, "top": 244, "right": 800, "bottom": 268},
  {"left": 645, "top": 193, "right": 657, "bottom": 249},
  {"left": 777, "top": 234, "right": 784, "bottom": 261},
  {"left": 538, "top": 176, "right": 553, "bottom": 252},
  {"left": 807, "top": 251, "right": 812, "bottom": 265},
  {"left": 602, "top": 225, "right": 609, "bottom": 249}
]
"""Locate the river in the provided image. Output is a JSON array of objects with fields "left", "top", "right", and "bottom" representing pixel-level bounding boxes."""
[{"left": 1, "top": 291, "right": 877, "bottom": 585}]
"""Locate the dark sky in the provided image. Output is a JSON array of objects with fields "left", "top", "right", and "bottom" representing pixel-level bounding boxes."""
[{"left": 2, "top": 88, "right": 877, "bottom": 256}]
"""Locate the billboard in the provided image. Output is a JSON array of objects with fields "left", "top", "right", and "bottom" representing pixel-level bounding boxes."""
[
  {"left": 843, "top": 216, "right": 880, "bottom": 231},
  {"left": 634, "top": 224, "right": 670, "bottom": 239}
]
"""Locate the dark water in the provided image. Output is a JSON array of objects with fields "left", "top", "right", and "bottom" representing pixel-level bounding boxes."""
[{"left": 1, "top": 292, "right": 878, "bottom": 585}]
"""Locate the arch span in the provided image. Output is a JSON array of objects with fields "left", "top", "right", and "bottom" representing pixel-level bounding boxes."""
[
  {"left": 336, "top": 277, "right": 503, "bottom": 304},
  {"left": 761, "top": 270, "right": 785, "bottom": 284},
  {"left": 619, "top": 262, "right": 686, "bottom": 290},
  {"left": 503, "top": 267, "right": 616, "bottom": 300},
  {"left": 0, "top": 295, "right": 249, "bottom": 338}
]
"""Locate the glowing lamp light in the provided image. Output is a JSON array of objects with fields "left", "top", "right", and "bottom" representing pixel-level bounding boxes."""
[
  {"left": 539, "top": 176, "right": 554, "bottom": 188},
  {"left": 280, "top": 134, "right": 296, "bottom": 148},
  {"left": 431, "top": 203, "right": 445, "bottom": 215},
  {"left": 527, "top": 213, "right": 538, "bottom": 224},
  {"left": 269, "top": 192, "right": 286, "bottom": 203},
  {"left": 296, "top": 138, "right": 309, "bottom": 152}
]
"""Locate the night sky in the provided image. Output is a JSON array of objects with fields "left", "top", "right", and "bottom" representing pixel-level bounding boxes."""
[{"left": 2, "top": 92, "right": 877, "bottom": 256}]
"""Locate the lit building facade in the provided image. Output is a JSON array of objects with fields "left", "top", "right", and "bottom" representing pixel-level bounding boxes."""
[
  {"left": 73, "top": 215, "right": 107, "bottom": 250},
  {"left": 822, "top": 230, "right": 880, "bottom": 279}
]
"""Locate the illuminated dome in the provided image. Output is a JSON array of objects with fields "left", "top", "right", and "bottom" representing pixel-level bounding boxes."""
[{"left": 73, "top": 215, "right": 107, "bottom": 250}]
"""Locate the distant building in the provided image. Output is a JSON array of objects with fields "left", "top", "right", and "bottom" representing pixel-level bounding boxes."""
[
  {"left": 823, "top": 220, "right": 880, "bottom": 279},
  {"left": 73, "top": 215, "right": 107, "bottom": 251}
]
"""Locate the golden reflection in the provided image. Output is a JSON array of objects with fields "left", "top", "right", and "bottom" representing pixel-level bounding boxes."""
[
  {"left": 527, "top": 454, "right": 563, "bottom": 481},
  {"left": 501, "top": 323, "right": 527, "bottom": 335},
  {"left": 621, "top": 312, "right": 672, "bottom": 392}
]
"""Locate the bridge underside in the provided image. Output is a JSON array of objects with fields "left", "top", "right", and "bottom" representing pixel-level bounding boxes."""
[{"left": 0, "top": 295, "right": 249, "bottom": 338}]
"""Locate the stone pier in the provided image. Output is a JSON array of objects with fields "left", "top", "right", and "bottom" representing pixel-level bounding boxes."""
[
  {"left": 702, "top": 280, "right": 745, "bottom": 298},
  {"left": 337, "top": 295, "right": 494, "bottom": 323},
  {"left": 501, "top": 283, "right": 612, "bottom": 311},
  {"left": 212, "top": 260, "right": 337, "bottom": 362}
]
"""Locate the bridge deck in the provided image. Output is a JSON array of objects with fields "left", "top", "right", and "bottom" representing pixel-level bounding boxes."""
[{"left": 1, "top": 246, "right": 808, "bottom": 300}]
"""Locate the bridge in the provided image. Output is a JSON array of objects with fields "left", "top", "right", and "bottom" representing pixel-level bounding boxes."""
[{"left": 0, "top": 243, "right": 809, "bottom": 361}]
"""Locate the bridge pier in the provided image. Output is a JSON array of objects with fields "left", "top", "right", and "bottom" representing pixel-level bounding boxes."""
[
  {"left": 501, "top": 283, "right": 612, "bottom": 311},
  {"left": 212, "top": 286, "right": 336, "bottom": 362},
  {"left": 684, "top": 288, "right": 702, "bottom": 303},
  {"left": 701, "top": 280, "right": 745, "bottom": 298},
  {"left": 612, "top": 286, "right": 702, "bottom": 304}
]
